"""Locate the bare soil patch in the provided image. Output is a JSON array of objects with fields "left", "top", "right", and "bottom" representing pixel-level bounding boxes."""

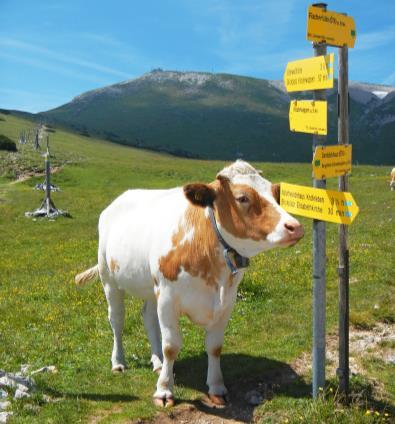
[{"left": 125, "top": 323, "right": 394, "bottom": 424}]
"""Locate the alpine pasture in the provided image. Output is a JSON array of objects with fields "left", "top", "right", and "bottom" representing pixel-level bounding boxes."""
[{"left": 0, "top": 112, "right": 394, "bottom": 423}]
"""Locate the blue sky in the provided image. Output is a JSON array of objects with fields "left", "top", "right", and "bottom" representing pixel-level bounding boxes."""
[{"left": 1, "top": 0, "right": 394, "bottom": 113}]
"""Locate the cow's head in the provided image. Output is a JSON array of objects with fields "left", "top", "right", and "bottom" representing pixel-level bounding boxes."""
[{"left": 184, "top": 160, "right": 304, "bottom": 257}]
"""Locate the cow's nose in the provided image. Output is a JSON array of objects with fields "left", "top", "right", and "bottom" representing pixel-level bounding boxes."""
[{"left": 284, "top": 222, "right": 304, "bottom": 239}]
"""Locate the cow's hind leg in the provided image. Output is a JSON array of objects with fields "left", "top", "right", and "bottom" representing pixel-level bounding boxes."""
[
  {"left": 142, "top": 299, "right": 163, "bottom": 373},
  {"left": 103, "top": 283, "right": 126, "bottom": 372},
  {"left": 153, "top": 295, "right": 181, "bottom": 407}
]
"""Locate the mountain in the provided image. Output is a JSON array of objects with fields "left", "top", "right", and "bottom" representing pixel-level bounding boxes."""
[{"left": 14, "top": 70, "right": 395, "bottom": 163}]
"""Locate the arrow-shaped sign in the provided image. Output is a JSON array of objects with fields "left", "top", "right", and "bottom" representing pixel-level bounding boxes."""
[
  {"left": 280, "top": 182, "right": 359, "bottom": 225},
  {"left": 307, "top": 5, "right": 357, "bottom": 48}
]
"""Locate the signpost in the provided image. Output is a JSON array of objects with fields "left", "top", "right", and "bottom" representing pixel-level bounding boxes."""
[
  {"left": 337, "top": 41, "right": 350, "bottom": 402},
  {"left": 289, "top": 100, "right": 327, "bottom": 135},
  {"left": 307, "top": 5, "right": 357, "bottom": 47},
  {"left": 25, "top": 136, "right": 69, "bottom": 219},
  {"left": 312, "top": 144, "right": 352, "bottom": 179},
  {"left": 282, "top": 3, "right": 358, "bottom": 400},
  {"left": 284, "top": 53, "right": 334, "bottom": 92},
  {"left": 280, "top": 3, "right": 359, "bottom": 401},
  {"left": 280, "top": 183, "right": 359, "bottom": 225}
]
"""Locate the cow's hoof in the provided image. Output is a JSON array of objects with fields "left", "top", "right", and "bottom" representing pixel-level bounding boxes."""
[
  {"left": 208, "top": 393, "right": 228, "bottom": 408},
  {"left": 153, "top": 396, "right": 175, "bottom": 408},
  {"left": 112, "top": 364, "right": 126, "bottom": 373}
]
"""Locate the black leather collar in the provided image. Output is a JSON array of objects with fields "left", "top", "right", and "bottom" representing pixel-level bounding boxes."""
[{"left": 208, "top": 207, "right": 250, "bottom": 275}]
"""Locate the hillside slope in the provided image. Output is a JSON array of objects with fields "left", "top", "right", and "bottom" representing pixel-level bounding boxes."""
[{"left": 0, "top": 111, "right": 394, "bottom": 423}]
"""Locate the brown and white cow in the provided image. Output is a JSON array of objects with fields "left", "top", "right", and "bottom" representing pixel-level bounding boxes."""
[
  {"left": 75, "top": 160, "right": 304, "bottom": 407},
  {"left": 391, "top": 167, "right": 395, "bottom": 191}
]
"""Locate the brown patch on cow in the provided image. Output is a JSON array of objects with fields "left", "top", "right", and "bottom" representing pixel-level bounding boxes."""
[
  {"left": 214, "top": 179, "right": 281, "bottom": 241},
  {"left": 159, "top": 205, "right": 223, "bottom": 287},
  {"left": 109, "top": 257, "right": 120, "bottom": 273},
  {"left": 164, "top": 345, "right": 178, "bottom": 361},
  {"left": 212, "top": 345, "right": 222, "bottom": 357}
]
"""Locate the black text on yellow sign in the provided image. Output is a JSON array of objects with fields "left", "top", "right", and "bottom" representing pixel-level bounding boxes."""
[
  {"left": 289, "top": 100, "right": 327, "bottom": 135},
  {"left": 284, "top": 54, "right": 334, "bottom": 92},
  {"left": 312, "top": 145, "right": 352, "bottom": 179},
  {"left": 280, "top": 183, "right": 359, "bottom": 225},
  {"left": 307, "top": 5, "right": 356, "bottom": 48}
]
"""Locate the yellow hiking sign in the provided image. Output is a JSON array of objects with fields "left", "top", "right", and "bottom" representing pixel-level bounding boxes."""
[
  {"left": 280, "top": 183, "right": 359, "bottom": 225},
  {"left": 307, "top": 5, "right": 356, "bottom": 48},
  {"left": 284, "top": 54, "right": 334, "bottom": 92},
  {"left": 289, "top": 100, "right": 327, "bottom": 135},
  {"left": 312, "top": 145, "right": 352, "bottom": 179}
]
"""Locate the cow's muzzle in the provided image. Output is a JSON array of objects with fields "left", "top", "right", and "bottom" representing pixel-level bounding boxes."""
[{"left": 281, "top": 221, "right": 304, "bottom": 246}]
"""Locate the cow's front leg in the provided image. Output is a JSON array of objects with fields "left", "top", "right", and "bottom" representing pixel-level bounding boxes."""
[
  {"left": 205, "top": 318, "right": 230, "bottom": 407},
  {"left": 103, "top": 283, "right": 126, "bottom": 372},
  {"left": 153, "top": 295, "right": 181, "bottom": 407}
]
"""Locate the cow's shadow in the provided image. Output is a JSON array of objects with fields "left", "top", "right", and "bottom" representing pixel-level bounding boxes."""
[{"left": 173, "top": 352, "right": 310, "bottom": 423}]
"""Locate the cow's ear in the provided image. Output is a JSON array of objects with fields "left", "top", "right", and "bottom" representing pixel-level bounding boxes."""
[
  {"left": 216, "top": 174, "right": 230, "bottom": 184},
  {"left": 271, "top": 183, "right": 280, "bottom": 204},
  {"left": 183, "top": 183, "right": 216, "bottom": 207}
]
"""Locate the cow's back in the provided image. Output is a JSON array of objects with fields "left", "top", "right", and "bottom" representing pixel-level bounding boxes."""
[{"left": 98, "top": 188, "right": 189, "bottom": 298}]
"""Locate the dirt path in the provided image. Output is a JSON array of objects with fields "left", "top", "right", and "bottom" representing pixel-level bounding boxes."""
[{"left": 124, "top": 323, "right": 394, "bottom": 424}]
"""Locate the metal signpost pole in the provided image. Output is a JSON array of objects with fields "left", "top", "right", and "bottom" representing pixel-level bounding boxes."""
[
  {"left": 312, "top": 2, "right": 327, "bottom": 399},
  {"left": 337, "top": 44, "right": 350, "bottom": 401}
]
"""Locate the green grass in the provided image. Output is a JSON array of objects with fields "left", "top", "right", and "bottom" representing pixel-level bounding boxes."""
[{"left": 0, "top": 112, "right": 394, "bottom": 423}]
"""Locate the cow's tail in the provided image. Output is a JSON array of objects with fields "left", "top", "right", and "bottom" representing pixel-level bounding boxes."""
[{"left": 75, "top": 265, "right": 99, "bottom": 287}]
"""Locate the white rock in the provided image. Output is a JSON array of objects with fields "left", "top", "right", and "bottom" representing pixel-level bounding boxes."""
[
  {"left": 17, "top": 383, "right": 29, "bottom": 393},
  {"left": 20, "top": 365, "right": 30, "bottom": 375},
  {"left": 0, "top": 401, "right": 10, "bottom": 411},
  {"left": 384, "top": 354, "right": 395, "bottom": 365},
  {"left": 0, "top": 378, "right": 16, "bottom": 389},
  {"left": 0, "top": 411, "right": 13, "bottom": 423},
  {"left": 0, "top": 390, "right": 7, "bottom": 399},
  {"left": 31, "top": 365, "right": 57, "bottom": 375},
  {"left": 14, "top": 389, "right": 30, "bottom": 400}
]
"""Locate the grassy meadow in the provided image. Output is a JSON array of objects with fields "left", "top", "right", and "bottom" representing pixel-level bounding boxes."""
[{"left": 0, "top": 112, "right": 394, "bottom": 423}]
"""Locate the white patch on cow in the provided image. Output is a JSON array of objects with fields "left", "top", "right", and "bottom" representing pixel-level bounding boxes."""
[
  {"left": 98, "top": 187, "right": 190, "bottom": 299},
  {"left": 180, "top": 228, "right": 195, "bottom": 245}
]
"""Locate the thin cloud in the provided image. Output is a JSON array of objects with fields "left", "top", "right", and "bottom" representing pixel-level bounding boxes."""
[
  {"left": 189, "top": 0, "right": 298, "bottom": 77},
  {"left": 357, "top": 26, "right": 395, "bottom": 50},
  {"left": 214, "top": 44, "right": 311, "bottom": 78},
  {"left": 383, "top": 71, "right": 395, "bottom": 85},
  {"left": 0, "top": 37, "right": 131, "bottom": 78},
  {"left": 196, "top": 0, "right": 297, "bottom": 47},
  {"left": 0, "top": 51, "right": 111, "bottom": 85}
]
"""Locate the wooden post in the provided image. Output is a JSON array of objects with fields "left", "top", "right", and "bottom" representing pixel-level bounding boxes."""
[
  {"left": 337, "top": 44, "right": 350, "bottom": 402},
  {"left": 45, "top": 151, "right": 51, "bottom": 216},
  {"left": 312, "top": 2, "right": 327, "bottom": 399}
]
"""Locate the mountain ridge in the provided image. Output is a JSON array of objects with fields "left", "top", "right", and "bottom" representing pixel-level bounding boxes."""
[{"left": 5, "top": 69, "right": 395, "bottom": 164}]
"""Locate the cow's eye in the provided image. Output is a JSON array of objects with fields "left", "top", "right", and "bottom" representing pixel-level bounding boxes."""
[{"left": 236, "top": 195, "right": 249, "bottom": 204}]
